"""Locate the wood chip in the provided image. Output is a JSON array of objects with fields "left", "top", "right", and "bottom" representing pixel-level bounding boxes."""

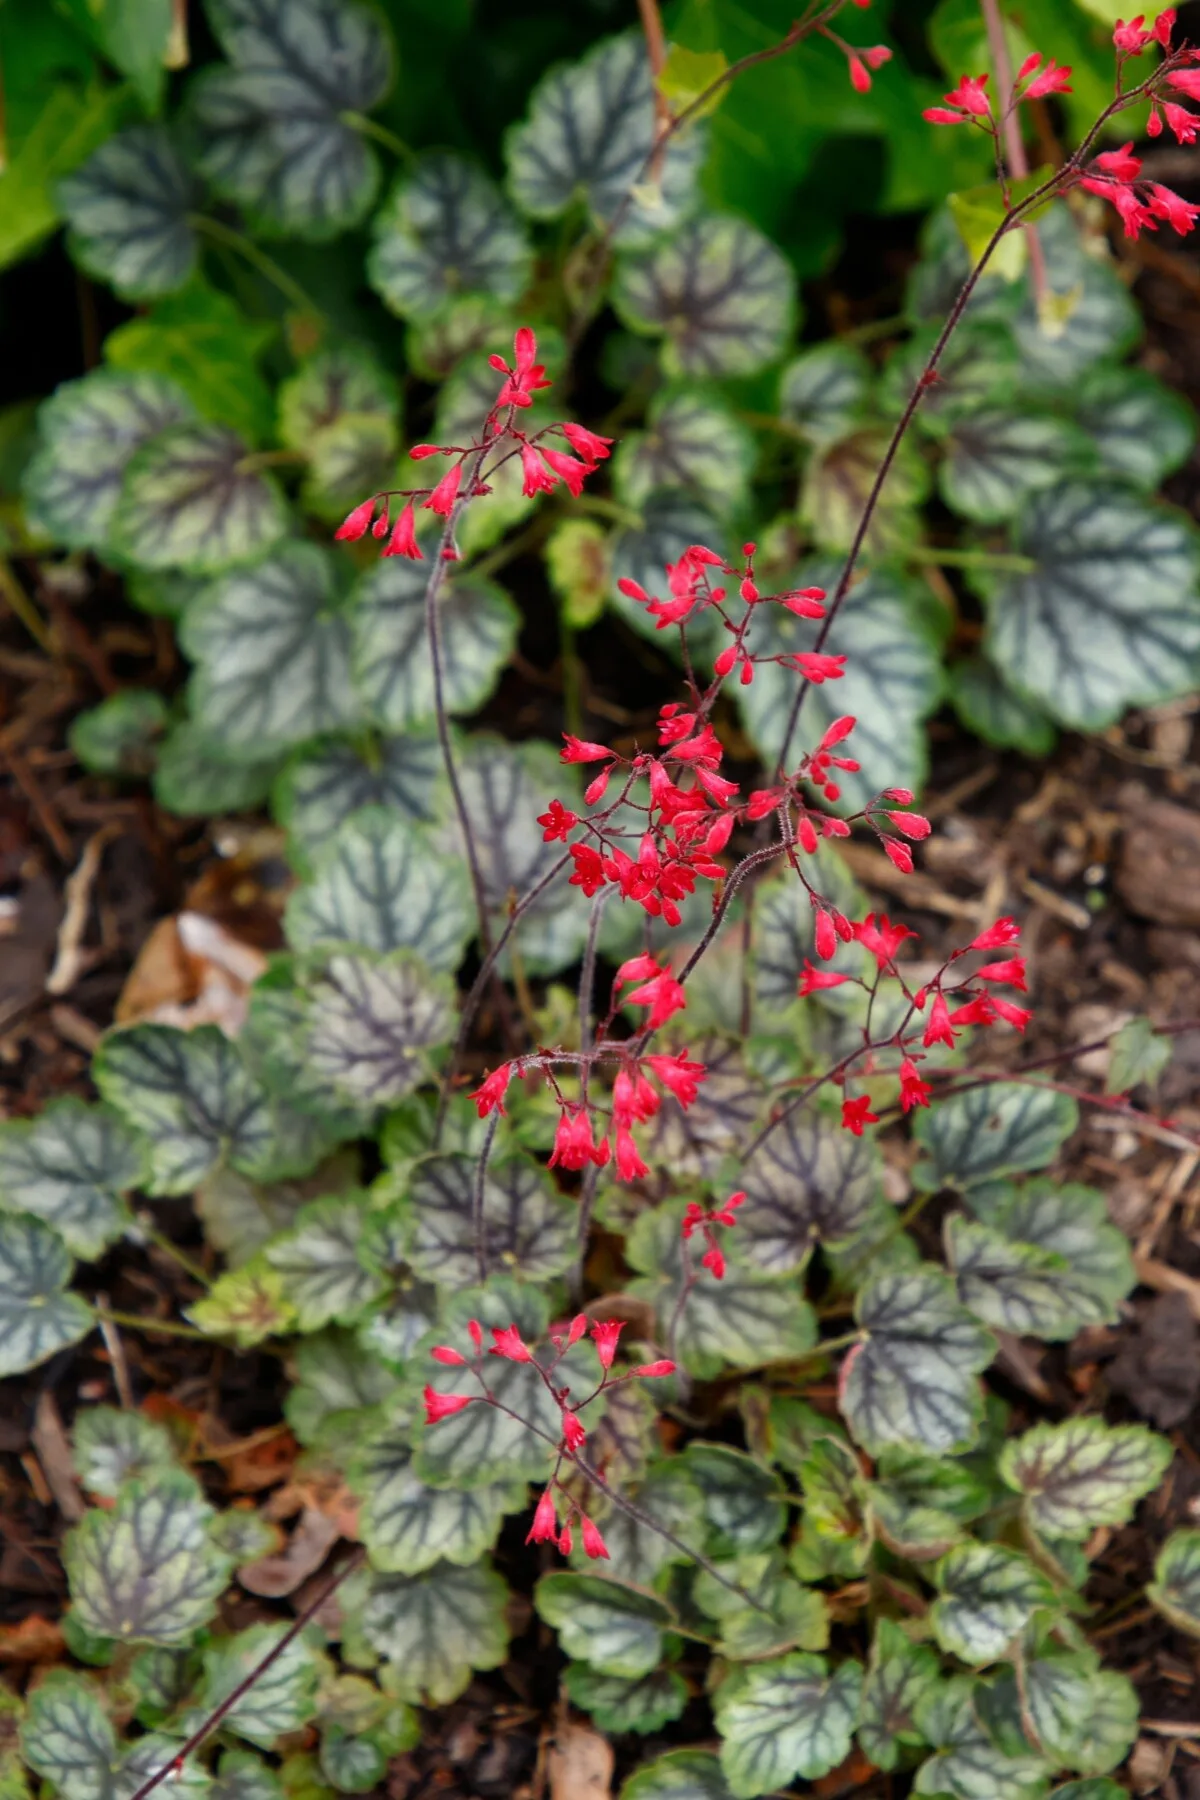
[
  {"left": 45, "top": 825, "right": 117, "bottom": 995},
  {"left": 1136, "top": 1254, "right": 1200, "bottom": 1321},
  {"left": 548, "top": 1721, "right": 614, "bottom": 1800},
  {"left": 1020, "top": 877, "right": 1091, "bottom": 930},
  {"left": 31, "top": 1392, "right": 85, "bottom": 1522}
]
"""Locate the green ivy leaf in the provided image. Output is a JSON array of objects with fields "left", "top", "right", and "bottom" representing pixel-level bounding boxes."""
[
  {"left": 264, "top": 1194, "right": 386, "bottom": 1331},
  {"left": 109, "top": 423, "right": 288, "bottom": 575},
  {"left": 213, "top": 1750, "right": 285, "bottom": 1800},
  {"left": 800, "top": 429, "right": 930, "bottom": 562},
  {"left": 1074, "top": 365, "right": 1195, "bottom": 490},
  {"left": 506, "top": 33, "right": 704, "bottom": 248},
  {"left": 999, "top": 1416, "right": 1172, "bottom": 1541},
  {"left": 857, "top": 1618, "right": 941, "bottom": 1771},
  {"left": 277, "top": 344, "right": 397, "bottom": 451},
  {"left": 564, "top": 1663, "right": 688, "bottom": 1736},
  {"left": 104, "top": 278, "right": 277, "bottom": 447},
  {"left": 0, "top": 1213, "right": 93, "bottom": 1377},
  {"left": 715, "top": 1654, "right": 863, "bottom": 1798},
  {"left": 64, "top": 1471, "right": 234, "bottom": 1647},
  {"left": 913, "top": 1084, "right": 1078, "bottom": 1193},
  {"left": 627, "top": 1202, "right": 816, "bottom": 1382},
  {"left": 401, "top": 1151, "right": 576, "bottom": 1288},
  {"left": 914, "top": 1677, "right": 1050, "bottom": 1800},
  {"left": 94, "top": 1024, "right": 274, "bottom": 1195},
  {"left": 841, "top": 1265, "right": 995, "bottom": 1456},
  {"left": 351, "top": 557, "right": 518, "bottom": 732},
  {"left": 301, "top": 951, "right": 456, "bottom": 1108},
  {"left": 284, "top": 809, "right": 473, "bottom": 972},
  {"left": 614, "top": 214, "right": 794, "bottom": 378},
  {"left": 72, "top": 1407, "right": 177, "bottom": 1499},
  {"left": 318, "top": 1732, "right": 384, "bottom": 1794},
  {"left": 196, "top": 1626, "right": 325, "bottom": 1748},
  {"left": 181, "top": 545, "right": 359, "bottom": 758},
  {"left": 947, "top": 655, "right": 1057, "bottom": 757},
  {"left": 985, "top": 482, "right": 1200, "bottom": 731},
  {"left": 368, "top": 151, "right": 530, "bottom": 320},
  {"left": 947, "top": 1215, "right": 1101, "bottom": 1340},
  {"left": 153, "top": 719, "right": 280, "bottom": 817},
  {"left": 535, "top": 1573, "right": 672, "bottom": 1679},
  {"left": 276, "top": 732, "right": 442, "bottom": 863},
  {"left": 1106, "top": 1016, "right": 1172, "bottom": 1094},
  {"left": 778, "top": 343, "right": 872, "bottom": 448},
  {"left": 939, "top": 411, "right": 1092, "bottom": 525},
  {"left": 70, "top": 689, "right": 169, "bottom": 778},
  {"left": 354, "top": 1559, "right": 510, "bottom": 1704},
  {"left": 735, "top": 1111, "right": 881, "bottom": 1274},
  {"left": 352, "top": 1429, "right": 517, "bottom": 1575},
  {"left": 0, "top": 1098, "right": 146, "bottom": 1260},
  {"left": 285, "top": 1328, "right": 400, "bottom": 1450},
  {"left": 189, "top": 1262, "right": 296, "bottom": 1348},
  {"left": 23, "top": 370, "right": 193, "bottom": 552},
  {"left": 612, "top": 389, "right": 755, "bottom": 518},
  {"left": 736, "top": 563, "right": 943, "bottom": 809},
  {"left": 58, "top": 125, "right": 197, "bottom": 300},
  {"left": 190, "top": 0, "right": 393, "bottom": 240},
  {"left": 930, "top": 1543, "right": 1056, "bottom": 1665},
  {"left": 1148, "top": 1528, "right": 1200, "bottom": 1638}
]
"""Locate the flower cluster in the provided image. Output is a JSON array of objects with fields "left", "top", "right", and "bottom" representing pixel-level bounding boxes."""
[
  {"left": 423, "top": 1315, "right": 675, "bottom": 1561},
  {"left": 682, "top": 1191, "right": 745, "bottom": 1280},
  {"left": 923, "top": 54, "right": 1071, "bottom": 128},
  {"left": 1079, "top": 141, "right": 1200, "bottom": 237},
  {"left": 333, "top": 328, "right": 609, "bottom": 560}
]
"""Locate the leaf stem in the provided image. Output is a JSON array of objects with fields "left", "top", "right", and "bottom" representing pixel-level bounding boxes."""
[
  {"left": 189, "top": 214, "right": 326, "bottom": 321},
  {"left": 907, "top": 545, "right": 1036, "bottom": 575},
  {"left": 92, "top": 1307, "right": 206, "bottom": 1340},
  {"left": 140, "top": 1225, "right": 211, "bottom": 1289},
  {"left": 342, "top": 111, "right": 416, "bottom": 165}
]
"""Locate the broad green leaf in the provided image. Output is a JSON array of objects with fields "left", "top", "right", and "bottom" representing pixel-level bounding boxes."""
[
  {"left": 70, "top": 689, "right": 169, "bottom": 778},
  {"left": 351, "top": 556, "right": 518, "bottom": 732},
  {"left": 191, "top": 0, "right": 393, "bottom": 239},
  {"left": 1074, "top": 365, "right": 1195, "bottom": 490},
  {"left": 23, "top": 370, "right": 193, "bottom": 552},
  {"left": 210, "top": 1512, "right": 280, "bottom": 1565},
  {"left": 1148, "top": 1528, "right": 1200, "bottom": 1638},
  {"left": 986, "top": 1654, "right": 1137, "bottom": 1775},
  {"left": 0, "top": 78, "right": 131, "bottom": 274},
  {"left": 613, "top": 389, "right": 755, "bottom": 518},
  {"left": 355, "top": 1560, "right": 509, "bottom": 1703},
  {"left": 694, "top": 1552, "right": 829, "bottom": 1660},
  {"left": 0, "top": 1213, "right": 92, "bottom": 1377},
  {"left": 110, "top": 423, "right": 288, "bottom": 575},
  {"left": 737, "top": 563, "right": 943, "bottom": 809},
  {"left": 181, "top": 545, "right": 358, "bottom": 758},
  {"left": 104, "top": 278, "right": 276, "bottom": 446},
  {"left": 506, "top": 33, "right": 704, "bottom": 248},
  {"left": 535, "top": 1573, "right": 672, "bottom": 1679},
  {"left": 627, "top": 1202, "right": 816, "bottom": 1382},
  {"left": 213, "top": 1750, "right": 284, "bottom": 1800},
  {"left": 634, "top": 1036, "right": 762, "bottom": 1183},
  {"left": 967, "top": 1179, "right": 1134, "bottom": 1328},
  {"left": 197, "top": 1627, "right": 324, "bottom": 1748},
  {"left": 285, "top": 1328, "right": 400, "bottom": 1449},
  {"left": 678, "top": 1443, "right": 786, "bottom": 1559},
  {"left": 947, "top": 1215, "right": 1104, "bottom": 1339},
  {"left": 21, "top": 1672, "right": 116, "bottom": 1800},
  {"left": 800, "top": 428, "right": 930, "bottom": 562},
  {"left": 413, "top": 1346, "right": 562, "bottom": 1488},
  {"left": 913, "top": 1084, "right": 1078, "bottom": 1192},
  {"left": 0, "top": 1098, "right": 146, "bottom": 1260},
  {"left": 614, "top": 214, "right": 794, "bottom": 378},
  {"left": 196, "top": 1152, "right": 358, "bottom": 1268},
  {"left": 301, "top": 951, "right": 456, "bottom": 1108},
  {"left": 1012, "top": 209, "right": 1140, "bottom": 392},
  {"left": 302, "top": 413, "right": 397, "bottom": 523},
  {"left": 948, "top": 655, "right": 1056, "bottom": 757},
  {"left": 264, "top": 1194, "right": 386, "bottom": 1330},
  {"left": 401, "top": 1151, "right": 576, "bottom": 1287},
  {"left": 242, "top": 966, "right": 368, "bottom": 1148},
  {"left": 778, "top": 343, "right": 871, "bottom": 448},
  {"left": 285, "top": 808, "right": 473, "bottom": 972},
  {"left": 999, "top": 1416, "right": 1171, "bottom": 1541},
  {"left": 609, "top": 491, "right": 727, "bottom": 654},
  {"left": 715, "top": 1654, "right": 863, "bottom": 1798},
  {"left": 930, "top": 1543, "right": 1056, "bottom": 1665},
  {"left": 153, "top": 720, "right": 279, "bottom": 817},
  {"left": 622, "top": 1751, "right": 735, "bottom": 1800},
  {"left": 88, "top": 0, "right": 175, "bottom": 114},
  {"left": 59, "top": 125, "right": 197, "bottom": 299},
  {"left": 368, "top": 151, "right": 530, "bottom": 320},
  {"left": 985, "top": 482, "right": 1200, "bottom": 730},
  {"left": 656, "top": 43, "right": 728, "bottom": 115},
  {"left": 94, "top": 1024, "right": 273, "bottom": 1195},
  {"left": 405, "top": 294, "right": 513, "bottom": 382},
  {"left": 914, "top": 1677, "right": 1050, "bottom": 1800},
  {"left": 64, "top": 1472, "right": 234, "bottom": 1647},
  {"left": 939, "top": 411, "right": 1092, "bottom": 524},
  {"left": 1107, "top": 1016, "right": 1172, "bottom": 1094},
  {"left": 858, "top": 1619, "right": 941, "bottom": 1770},
  {"left": 352, "top": 1431, "right": 516, "bottom": 1574},
  {"left": 189, "top": 1262, "right": 295, "bottom": 1347},
  {"left": 841, "top": 1265, "right": 995, "bottom": 1456},
  {"left": 277, "top": 345, "right": 397, "bottom": 451},
  {"left": 276, "top": 732, "right": 442, "bottom": 862},
  {"left": 73, "top": 1407, "right": 177, "bottom": 1498},
  {"left": 736, "top": 1112, "right": 881, "bottom": 1274},
  {"left": 546, "top": 518, "right": 610, "bottom": 627},
  {"left": 318, "top": 1733, "right": 384, "bottom": 1794},
  {"left": 565, "top": 1663, "right": 688, "bottom": 1736},
  {"left": 439, "top": 736, "right": 587, "bottom": 975}
]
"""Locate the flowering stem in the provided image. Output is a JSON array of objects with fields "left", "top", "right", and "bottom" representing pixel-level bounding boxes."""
[{"left": 189, "top": 214, "right": 325, "bottom": 321}]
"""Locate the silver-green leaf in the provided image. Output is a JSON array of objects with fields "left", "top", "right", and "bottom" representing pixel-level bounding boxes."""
[
  {"left": 110, "top": 423, "right": 288, "bottom": 575},
  {"left": 614, "top": 214, "right": 794, "bottom": 378},
  {"left": 64, "top": 1472, "right": 234, "bottom": 1647},
  {"left": 841, "top": 1265, "right": 995, "bottom": 1456},
  {"left": 368, "top": 151, "right": 530, "bottom": 320},
  {"left": 998, "top": 1416, "right": 1172, "bottom": 1541},
  {"left": 0, "top": 1099, "right": 146, "bottom": 1260},
  {"left": 59, "top": 126, "right": 198, "bottom": 300}
]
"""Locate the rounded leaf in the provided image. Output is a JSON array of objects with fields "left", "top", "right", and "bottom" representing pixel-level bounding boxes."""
[
  {"left": 939, "top": 411, "right": 1093, "bottom": 525},
  {"left": 535, "top": 1573, "right": 672, "bottom": 1679},
  {"left": 0, "top": 1213, "right": 92, "bottom": 1378},
  {"left": 1074, "top": 365, "right": 1195, "bottom": 490},
  {"left": 368, "top": 151, "right": 530, "bottom": 320},
  {"left": 264, "top": 1194, "right": 386, "bottom": 1330},
  {"left": 0, "top": 1098, "right": 146, "bottom": 1260},
  {"left": 276, "top": 731, "right": 442, "bottom": 863},
  {"left": 622, "top": 1752, "right": 735, "bottom": 1800},
  {"left": 948, "top": 655, "right": 1056, "bottom": 757},
  {"left": 714, "top": 1654, "right": 863, "bottom": 1797},
  {"left": 70, "top": 689, "right": 169, "bottom": 779},
  {"left": 301, "top": 950, "right": 456, "bottom": 1108},
  {"left": 779, "top": 343, "right": 871, "bottom": 448},
  {"left": 277, "top": 343, "right": 398, "bottom": 450},
  {"left": 736, "top": 1112, "right": 881, "bottom": 1274},
  {"left": 110, "top": 422, "right": 288, "bottom": 574},
  {"left": 73, "top": 1407, "right": 178, "bottom": 1499},
  {"left": 999, "top": 1416, "right": 1172, "bottom": 1541},
  {"left": 1148, "top": 1528, "right": 1200, "bottom": 1639},
  {"left": 352, "top": 556, "right": 518, "bottom": 732},
  {"left": 197, "top": 1624, "right": 324, "bottom": 1747},
  {"left": 614, "top": 214, "right": 794, "bottom": 378},
  {"left": 21, "top": 1671, "right": 117, "bottom": 1800},
  {"left": 154, "top": 719, "right": 280, "bottom": 818},
  {"left": 612, "top": 389, "right": 755, "bottom": 518},
  {"left": 842, "top": 1266, "right": 995, "bottom": 1457},
  {"left": 914, "top": 1083, "right": 1078, "bottom": 1193},
  {"left": 930, "top": 1542, "right": 1055, "bottom": 1666},
  {"left": 59, "top": 125, "right": 198, "bottom": 299},
  {"left": 356, "top": 1559, "right": 510, "bottom": 1704},
  {"left": 564, "top": 1663, "right": 687, "bottom": 1737},
  {"left": 402, "top": 1151, "right": 576, "bottom": 1288},
  {"left": 352, "top": 1432, "right": 516, "bottom": 1575}
]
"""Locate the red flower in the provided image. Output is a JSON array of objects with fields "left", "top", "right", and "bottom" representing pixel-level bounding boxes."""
[
  {"left": 616, "top": 952, "right": 661, "bottom": 985},
  {"left": 701, "top": 1246, "right": 726, "bottom": 1279},
  {"left": 1094, "top": 143, "right": 1142, "bottom": 182},
  {"left": 431, "top": 1345, "right": 467, "bottom": 1366},
  {"left": 561, "top": 735, "right": 614, "bottom": 763},
  {"left": 841, "top": 1094, "right": 878, "bottom": 1136},
  {"left": 792, "top": 651, "right": 846, "bottom": 683},
  {"left": 645, "top": 1051, "right": 707, "bottom": 1108},
  {"left": 923, "top": 992, "right": 957, "bottom": 1049},
  {"left": 526, "top": 1487, "right": 559, "bottom": 1545},
  {"left": 490, "top": 1324, "right": 532, "bottom": 1362},
  {"left": 624, "top": 967, "right": 687, "bottom": 1029},
  {"left": 854, "top": 912, "right": 915, "bottom": 969},
  {"left": 538, "top": 798, "right": 579, "bottom": 842},
  {"left": 799, "top": 961, "right": 850, "bottom": 996},
  {"left": 712, "top": 1191, "right": 745, "bottom": 1226},
  {"left": 899, "top": 1058, "right": 932, "bottom": 1112},
  {"left": 945, "top": 72, "right": 990, "bottom": 113},
  {"left": 423, "top": 1387, "right": 474, "bottom": 1423},
  {"left": 560, "top": 422, "right": 613, "bottom": 465},
  {"left": 561, "top": 1410, "right": 586, "bottom": 1452},
  {"left": 519, "top": 443, "right": 557, "bottom": 498},
  {"left": 977, "top": 956, "right": 1028, "bottom": 992},
  {"left": 820, "top": 715, "right": 856, "bottom": 749},
  {"left": 989, "top": 994, "right": 1033, "bottom": 1031},
  {"left": 581, "top": 1516, "right": 610, "bottom": 1560},
  {"left": 590, "top": 1320, "right": 624, "bottom": 1369},
  {"left": 549, "top": 1108, "right": 610, "bottom": 1171},
  {"left": 382, "top": 502, "right": 422, "bottom": 560},
  {"left": 970, "top": 917, "right": 1019, "bottom": 951},
  {"left": 883, "top": 838, "right": 914, "bottom": 874},
  {"left": 1160, "top": 101, "right": 1199, "bottom": 144},
  {"left": 615, "top": 1126, "right": 649, "bottom": 1182},
  {"left": 335, "top": 497, "right": 376, "bottom": 541},
  {"left": 1021, "top": 57, "right": 1071, "bottom": 99},
  {"left": 424, "top": 461, "right": 463, "bottom": 516},
  {"left": 951, "top": 994, "right": 996, "bottom": 1027},
  {"left": 558, "top": 1521, "right": 573, "bottom": 1554},
  {"left": 634, "top": 1359, "right": 676, "bottom": 1377},
  {"left": 540, "top": 447, "right": 589, "bottom": 496},
  {"left": 569, "top": 844, "right": 607, "bottom": 897},
  {"left": 470, "top": 1063, "right": 513, "bottom": 1118},
  {"left": 1148, "top": 183, "right": 1200, "bottom": 234}
]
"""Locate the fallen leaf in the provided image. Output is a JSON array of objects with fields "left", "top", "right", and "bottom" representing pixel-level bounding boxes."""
[
  {"left": 549, "top": 1721, "right": 613, "bottom": 1800},
  {"left": 239, "top": 1505, "right": 339, "bottom": 1598},
  {"left": 0, "top": 1615, "right": 66, "bottom": 1665}
]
